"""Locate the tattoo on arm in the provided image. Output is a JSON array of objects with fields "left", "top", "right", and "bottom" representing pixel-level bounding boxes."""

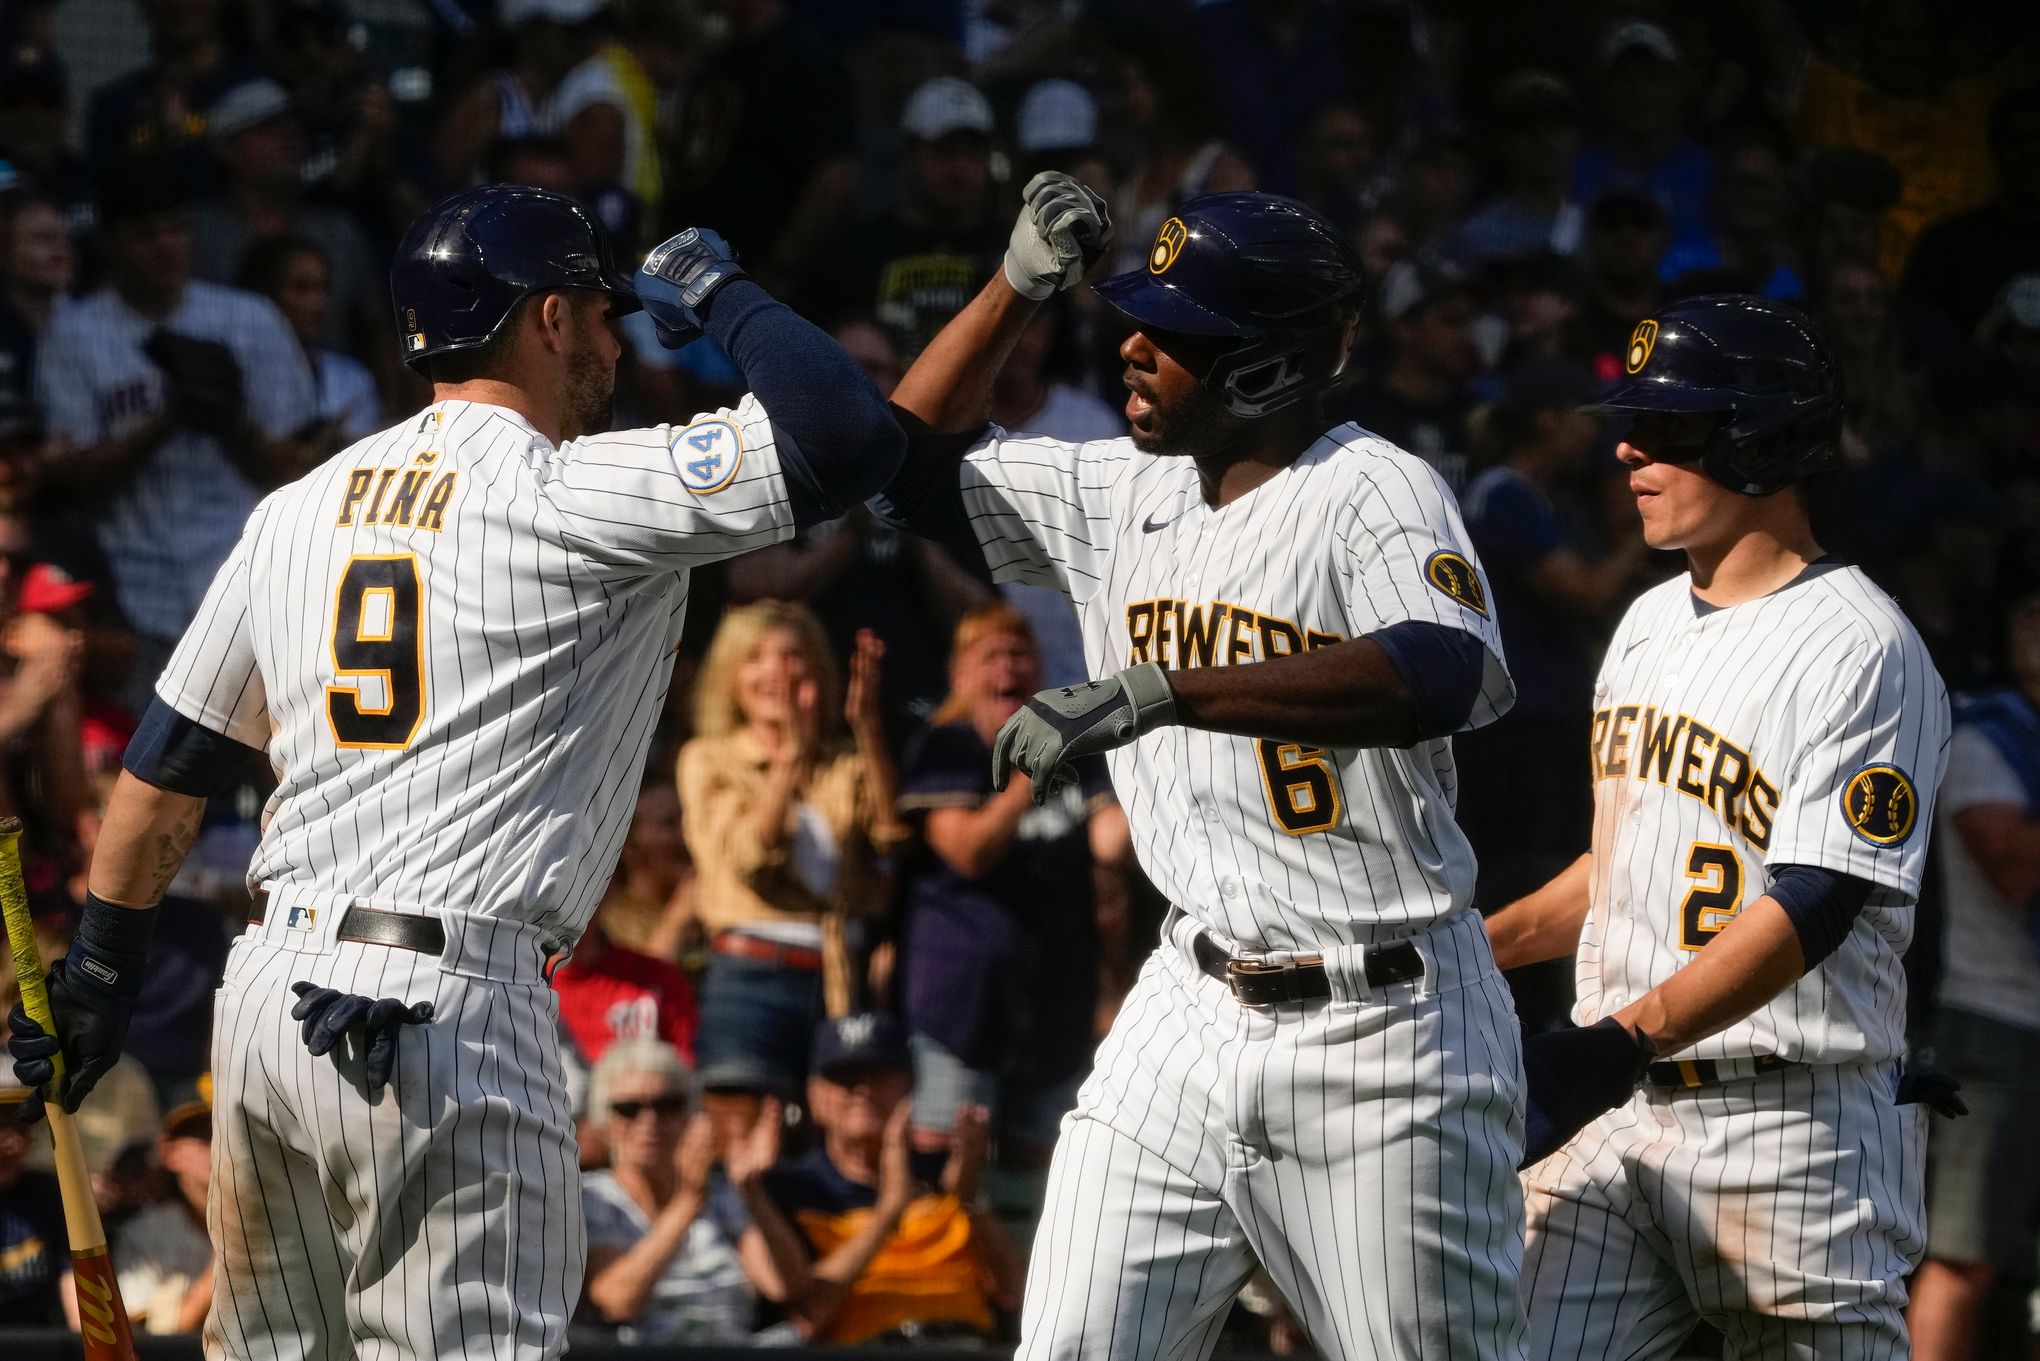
[{"left": 146, "top": 803, "right": 205, "bottom": 901}]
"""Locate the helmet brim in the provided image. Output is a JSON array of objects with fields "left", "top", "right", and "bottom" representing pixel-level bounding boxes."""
[
  {"left": 1092, "top": 269, "right": 1250, "bottom": 339},
  {"left": 1581, "top": 375, "right": 1739, "bottom": 416},
  {"left": 590, "top": 265, "right": 641, "bottom": 316}
]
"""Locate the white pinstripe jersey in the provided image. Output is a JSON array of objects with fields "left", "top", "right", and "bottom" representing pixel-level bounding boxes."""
[
  {"left": 1574, "top": 564, "right": 1950, "bottom": 1064},
  {"left": 958, "top": 420, "right": 1515, "bottom": 953},
  {"left": 154, "top": 396, "right": 792, "bottom": 947}
]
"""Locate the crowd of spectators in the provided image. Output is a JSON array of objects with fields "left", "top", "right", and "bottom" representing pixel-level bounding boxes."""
[{"left": 1, "top": 0, "right": 2038, "bottom": 1353}]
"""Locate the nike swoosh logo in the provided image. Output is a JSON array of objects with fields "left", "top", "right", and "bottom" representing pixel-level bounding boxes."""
[{"left": 1141, "top": 513, "right": 1172, "bottom": 533}]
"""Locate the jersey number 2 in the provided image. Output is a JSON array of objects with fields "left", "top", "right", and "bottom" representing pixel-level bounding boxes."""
[
  {"left": 326, "top": 554, "right": 425, "bottom": 750},
  {"left": 1257, "top": 741, "right": 1341, "bottom": 835},
  {"left": 1677, "top": 842, "right": 1744, "bottom": 950}
]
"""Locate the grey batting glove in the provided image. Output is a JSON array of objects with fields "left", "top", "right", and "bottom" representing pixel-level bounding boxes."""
[
  {"left": 991, "top": 662, "right": 1174, "bottom": 803},
  {"left": 1002, "top": 172, "right": 1113, "bottom": 301}
]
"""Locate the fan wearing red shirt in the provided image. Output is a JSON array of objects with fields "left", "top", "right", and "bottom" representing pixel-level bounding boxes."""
[{"left": 552, "top": 925, "right": 700, "bottom": 1067}]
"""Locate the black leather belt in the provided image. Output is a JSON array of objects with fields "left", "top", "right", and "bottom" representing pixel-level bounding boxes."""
[
  {"left": 1191, "top": 930, "right": 1425, "bottom": 1007},
  {"left": 249, "top": 889, "right": 446, "bottom": 955},
  {"left": 1645, "top": 1054, "right": 1796, "bottom": 1088}
]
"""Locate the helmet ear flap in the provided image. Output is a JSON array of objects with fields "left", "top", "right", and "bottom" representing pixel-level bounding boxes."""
[{"left": 1205, "top": 314, "right": 1353, "bottom": 419}]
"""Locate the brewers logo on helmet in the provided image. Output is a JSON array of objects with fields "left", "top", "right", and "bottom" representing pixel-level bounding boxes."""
[
  {"left": 1588, "top": 294, "right": 1841, "bottom": 496},
  {"left": 1095, "top": 193, "right": 1362, "bottom": 419}
]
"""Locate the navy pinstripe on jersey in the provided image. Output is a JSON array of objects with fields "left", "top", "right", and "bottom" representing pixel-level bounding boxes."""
[
  {"left": 952, "top": 419, "right": 1530, "bottom": 1361},
  {"left": 957, "top": 421, "right": 1515, "bottom": 954},
  {"left": 156, "top": 396, "right": 790, "bottom": 949},
  {"left": 166, "top": 393, "right": 792, "bottom": 1361},
  {"left": 1574, "top": 565, "right": 1951, "bottom": 1064}
]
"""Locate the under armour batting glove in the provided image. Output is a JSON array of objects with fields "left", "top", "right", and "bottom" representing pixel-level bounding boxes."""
[
  {"left": 290, "top": 981, "right": 435, "bottom": 1096},
  {"left": 7, "top": 895, "right": 157, "bottom": 1121},
  {"left": 636, "top": 228, "right": 746, "bottom": 348},
  {"left": 1519, "top": 1018, "right": 1656, "bottom": 1169},
  {"left": 992, "top": 662, "right": 1175, "bottom": 803},
  {"left": 1003, "top": 172, "right": 1113, "bottom": 301}
]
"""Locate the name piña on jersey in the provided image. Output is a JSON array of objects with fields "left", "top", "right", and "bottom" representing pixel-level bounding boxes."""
[
  {"left": 153, "top": 397, "right": 792, "bottom": 950},
  {"left": 1577, "top": 563, "right": 1950, "bottom": 1064}
]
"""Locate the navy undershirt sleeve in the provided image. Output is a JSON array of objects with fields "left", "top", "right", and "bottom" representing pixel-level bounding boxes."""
[
  {"left": 124, "top": 697, "right": 263, "bottom": 798},
  {"left": 1364, "top": 621, "right": 1485, "bottom": 739},
  {"left": 1766, "top": 863, "right": 1875, "bottom": 968},
  {"left": 698, "top": 279, "right": 905, "bottom": 528},
  {"left": 868, "top": 426, "right": 995, "bottom": 577}
]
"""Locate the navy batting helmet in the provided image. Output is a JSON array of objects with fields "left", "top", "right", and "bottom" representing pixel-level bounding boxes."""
[
  {"left": 1588, "top": 294, "right": 1841, "bottom": 496},
  {"left": 1094, "top": 193, "right": 1362, "bottom": 419},
  {"left": 390, "top": 185, "right": 639, "bottom": 370}
]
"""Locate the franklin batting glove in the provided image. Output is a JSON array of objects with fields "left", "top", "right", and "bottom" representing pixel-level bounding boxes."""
[
  {"left": 636, "top": 228, "right": 745, "bottom": 348},
  {"left": 6, "top": 895, "right": 156, "bottom": 1120},
  {"left": 992, "top": 662, "right": 1175, "bottom": 803},
  {"left": 1003, "top": 172, "right": 1113, "bottom": 301},
  {"left": 290, "top": 982, "right": 435, "bottom": 1096}
]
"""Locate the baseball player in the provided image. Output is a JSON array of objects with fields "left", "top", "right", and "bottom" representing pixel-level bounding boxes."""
[
  {"left": 7, "top": 185, "right": 904, "bottom": 1361},
  {"left": 1484, "top": 296, "right": 1954, "bottom": 1357},
  {"left": 883, "top": 177, "right": 1527, "bottom": 1359}
]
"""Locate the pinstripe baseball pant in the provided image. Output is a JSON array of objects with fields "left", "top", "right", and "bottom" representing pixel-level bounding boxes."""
[
  {"left": 1522, "top": 1062, "right": 1926, "bottom": 1360},
  {"left": 1018, "top": 910, "right": 1529, "bottom": 1360},
  {"left": 204, "top": 895, "right": 582, "bottom": 1361}
]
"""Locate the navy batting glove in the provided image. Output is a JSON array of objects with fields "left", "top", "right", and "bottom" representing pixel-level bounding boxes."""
[
  {"left": 635, "top": 228, "right": 744, "bottom": 348},
  {"left": 6, "top": 896, "right": 155, "bottom": 1120},
  {"left": 992, "top": 662, "right": 1176, "bottom": 804},
  {"left": 1519, "top": 1018, "right": 1655, "bottom": 1169},
  {"left": 1896, "top": 1060, "right": 1968, "bottom": 1118},
  {"left": 290, "top": 982, "right": 434, "bottom": 1096}
]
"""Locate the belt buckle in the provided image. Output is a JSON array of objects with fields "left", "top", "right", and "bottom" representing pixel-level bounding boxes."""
[{"left": 1226, "top": 956, "right": 1299, "bottom": 1007}]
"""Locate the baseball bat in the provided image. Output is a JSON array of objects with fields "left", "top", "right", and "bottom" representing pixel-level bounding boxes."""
[{"left": 0, "top": 817, "right": 139, "bottom": 1361}]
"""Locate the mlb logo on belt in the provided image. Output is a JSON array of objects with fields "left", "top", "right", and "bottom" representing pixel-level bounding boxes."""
[{"left": 286, "top": 905, "right": 318, "bottom": 931}]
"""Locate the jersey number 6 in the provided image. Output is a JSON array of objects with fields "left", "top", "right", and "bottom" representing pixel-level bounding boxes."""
[
  {"left": 1678, "top": 841, "right": 1744, "bottom": 950},
  {"left": 1257, "top": 741, "right": 1342, "bottom": 835},
  {"left": 326, "top": 554, "right": 425, "bottom": 750}
]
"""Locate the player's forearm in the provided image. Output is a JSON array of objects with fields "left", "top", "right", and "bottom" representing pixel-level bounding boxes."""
[
  {"left": 1486, "top": 852, "right": 1594, "bottom": 970},
  {"left": 890, "top": 275, "right": 1041, "bottom": 435},
  {"left": 1611, "top": 895, "right": 1805, "bottom": 1055},
  {"left": 1164, "top": 637, "right": 1422, "bottom": 750},
  {"left": 87, "top": 771, "right": 206, "bottom": 907}
]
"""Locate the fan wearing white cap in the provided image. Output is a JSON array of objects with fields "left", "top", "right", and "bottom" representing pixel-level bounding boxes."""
[{"left": 794, "top": 75, "right": 1009, "bottom": 358}]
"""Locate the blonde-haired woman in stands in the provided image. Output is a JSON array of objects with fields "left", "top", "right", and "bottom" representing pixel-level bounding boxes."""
[{"left": 678, "top": 601, "right": 906, "bottom": 1130}]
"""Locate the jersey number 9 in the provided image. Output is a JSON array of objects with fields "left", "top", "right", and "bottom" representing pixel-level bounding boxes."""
[{"left": 326, "top": 554, "right": 426, "bottom": 750}]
